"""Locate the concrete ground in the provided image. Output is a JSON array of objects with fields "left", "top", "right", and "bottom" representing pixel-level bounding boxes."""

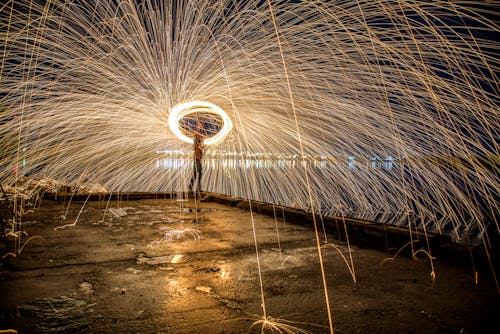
[{"left": 0, "top": 195, "right": 498, "bottom": 333}]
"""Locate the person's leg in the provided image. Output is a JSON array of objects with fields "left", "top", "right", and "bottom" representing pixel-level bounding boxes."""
[
  {"left": 195, "top": 159, "right": 202, "bottom": 191},
  {"left": 189, "top": 159, "right": 197, "bottom": 191}
]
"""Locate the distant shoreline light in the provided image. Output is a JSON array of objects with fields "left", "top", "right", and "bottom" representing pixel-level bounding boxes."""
[{"left": 168, "top": 101, "right": 233, "bottom": 146}]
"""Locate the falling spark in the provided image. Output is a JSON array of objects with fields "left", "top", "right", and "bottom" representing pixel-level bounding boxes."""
[
  {"left": 249, "top": 314, "right": 327, "bottom": 334},
  {"left": 0, "top": 0, "right": 499, "bottom": 326},
  {"left": 148, "top": 226, "right": 202, "bottom": 246}
]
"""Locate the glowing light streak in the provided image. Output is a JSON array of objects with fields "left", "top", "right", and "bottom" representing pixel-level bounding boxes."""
[{"left": 168, "top": 100, "right": 233, "bottom": 146}]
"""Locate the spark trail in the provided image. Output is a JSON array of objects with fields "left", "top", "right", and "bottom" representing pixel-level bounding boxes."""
[{"left": 0, "top": 1, "right": 498, "bottom": 245}]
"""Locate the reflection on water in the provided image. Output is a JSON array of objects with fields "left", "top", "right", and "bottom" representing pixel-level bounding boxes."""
[
  {"left": 156, "top": 158, "right": 189, "bottom": 169},
  {"left": 156, "top": 155, "right": 396, "bottom": 170}
]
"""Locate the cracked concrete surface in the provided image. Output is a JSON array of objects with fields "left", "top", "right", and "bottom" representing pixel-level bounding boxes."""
[{"left": 0, "top": 197, "right": 498, "bottom": 333}]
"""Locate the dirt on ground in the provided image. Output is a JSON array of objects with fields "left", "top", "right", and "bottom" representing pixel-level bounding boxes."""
[{"left": 0, "top": 196, "right": 498, "bottom": 334}]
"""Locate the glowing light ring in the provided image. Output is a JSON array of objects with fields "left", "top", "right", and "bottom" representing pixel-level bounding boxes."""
[{"left": 169, "top": 101, "right": 233, "bottom": 146}]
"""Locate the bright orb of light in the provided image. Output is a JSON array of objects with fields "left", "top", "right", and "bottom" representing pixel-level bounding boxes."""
[{"left": 168, "top": 101, "right": 233, "bottom": 146}]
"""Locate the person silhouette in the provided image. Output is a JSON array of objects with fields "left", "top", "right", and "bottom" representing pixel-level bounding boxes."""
[{"left": 188, "top": 121, "right": 205, "bottom": 192}]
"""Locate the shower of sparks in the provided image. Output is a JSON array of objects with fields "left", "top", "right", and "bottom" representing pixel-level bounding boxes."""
[{"left": 0, "top": 1, "right": 498, "bottom": 245}]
